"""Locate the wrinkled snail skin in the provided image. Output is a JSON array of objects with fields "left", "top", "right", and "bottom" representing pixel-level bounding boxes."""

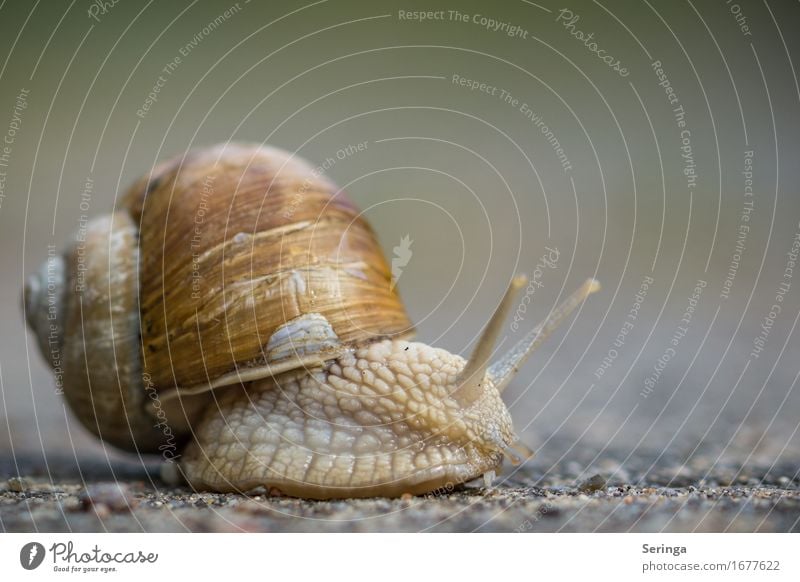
[
  {"left": 23, "top": 142, "right": 600, "bottom": 499},
  {"left": 181, "top": 339, "right": 514, "bottom": 499}
]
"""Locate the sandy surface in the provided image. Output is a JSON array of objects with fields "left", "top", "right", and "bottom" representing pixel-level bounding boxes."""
[{"left": 3, "top": 446, "right": 798, "bottom": 533}]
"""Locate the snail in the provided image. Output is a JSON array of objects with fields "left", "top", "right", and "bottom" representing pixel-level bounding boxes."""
[{"left": 23, "top": 143, "right": 599, "bottom": 499}]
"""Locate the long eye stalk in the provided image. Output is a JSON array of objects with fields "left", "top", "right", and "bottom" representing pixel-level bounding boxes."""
[
  {"left": 454, "top": 275, "right": 527, "bottom": 405},
  {"left": 490, "top": 278, "right": 600, "bottom": 394},
  {"left": 454, "top": 276, "right": 600, "bottom": 405}
]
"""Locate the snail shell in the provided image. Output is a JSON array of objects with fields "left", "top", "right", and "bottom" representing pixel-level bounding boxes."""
[
  {"left": 24, "top": 142, "right": 599, "bottom": 498},
  {"left": 126, "top": 144, "right": 413, "bottom": 392}
]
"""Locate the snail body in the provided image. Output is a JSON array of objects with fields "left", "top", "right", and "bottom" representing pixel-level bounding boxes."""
[
  {"left": 24, "top": 143, "right": 598, "bottom": 499},
  {"left": 182, "top": 338, "right": 513, "bottom": 497}
]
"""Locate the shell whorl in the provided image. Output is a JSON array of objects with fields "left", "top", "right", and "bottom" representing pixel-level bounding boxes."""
[
  {"left": 27, "top": 212, "right": 177, "bottom": 451},
  {"left": 24, "top": 253, "right": 67, "bottom": 370}
]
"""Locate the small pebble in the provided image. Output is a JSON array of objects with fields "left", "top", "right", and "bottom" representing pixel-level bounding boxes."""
[
  {"left": 577, "top": 474, "right": 607, "bottom": 493},
  {"left": 7, "top": 477, "right": 29, "bottom": 492},
  {"left": 235, "top": 499, "right": 268, "bottom": 514},
  {"left": 79, "top": 482, "right": 137, "bottom": 512},
  {"left": 93, "top": 503, "right": 111, "bottom": 519}
]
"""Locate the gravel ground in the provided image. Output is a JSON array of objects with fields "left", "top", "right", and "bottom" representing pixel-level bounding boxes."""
[{"left": 2, "top": 447, "right": 798, "bottom": 532}]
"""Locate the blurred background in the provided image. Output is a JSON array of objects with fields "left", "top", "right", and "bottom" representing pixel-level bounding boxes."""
[{"left": 1, "top": 0, "right": 798, "bottom": 480}]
